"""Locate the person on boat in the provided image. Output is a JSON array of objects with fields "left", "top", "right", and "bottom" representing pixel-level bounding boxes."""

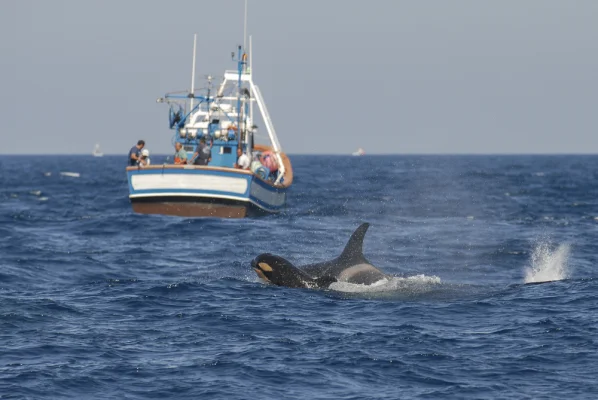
[
  {"left": 173, "top": 142, "right": 188, "bottom": 164},
  {"left": 128, "top": 140, "right": 145, "bottom": 166},
  {"left": 137, "top": 149, "right": 150, "bottom": 167},
  {"left": 234, "top": 147, "right": 250, "bottom": 170},
  {"left": 192, "top": 137, "right": 212, "bottom": 166},
  {"left": 260, "top": 151, "right": 278, "bottom": 173}
]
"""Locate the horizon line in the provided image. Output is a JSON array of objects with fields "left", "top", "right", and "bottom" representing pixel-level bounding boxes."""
[{"left": 1, "top": 152, "right": 597, "bottom": 157}]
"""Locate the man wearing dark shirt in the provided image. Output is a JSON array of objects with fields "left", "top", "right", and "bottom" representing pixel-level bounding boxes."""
[
  {"left": 128, "top": 140, "right": 145, "bottom": 166},
  {"left": 193, "top": 137, "right": 212, "bottom": 166}
]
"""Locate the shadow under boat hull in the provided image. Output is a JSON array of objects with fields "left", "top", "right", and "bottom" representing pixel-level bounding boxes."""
[{"left": 126, "top": 161, "right": 291, "bottom": 218}]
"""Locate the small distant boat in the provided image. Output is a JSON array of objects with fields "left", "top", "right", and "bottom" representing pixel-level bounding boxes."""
[
  {"left": 126, "top": 9, "right": 292, "bottom": 219},
  {"left": 352, "top": 148, "right": 365, "bottom": 156},
  {"left": 92, "top": 144, "right": 103, "bottom": 157}
]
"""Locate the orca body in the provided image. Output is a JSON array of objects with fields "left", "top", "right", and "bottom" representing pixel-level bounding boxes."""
[{"left": 251, "top": 223, "right": 389, "bottom": 289}]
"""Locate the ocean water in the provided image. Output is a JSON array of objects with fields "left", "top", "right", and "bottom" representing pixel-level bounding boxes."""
[{"left": 1, "top": 154, "right": 597, "bottom": 399}]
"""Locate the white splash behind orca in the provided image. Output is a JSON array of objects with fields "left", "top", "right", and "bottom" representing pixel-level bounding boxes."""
[{"left": 251, "top": 223, "right": 389, "bottom": 289}]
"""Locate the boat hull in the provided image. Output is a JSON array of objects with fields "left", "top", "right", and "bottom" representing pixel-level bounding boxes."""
[
  {"left": 132, "top": 196, "right": 256, "bottom": 218},
  {"left": 126, "top": 165, "right": 287, "bottom": 218}
]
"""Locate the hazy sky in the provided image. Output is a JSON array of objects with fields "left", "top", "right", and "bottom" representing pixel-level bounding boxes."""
[{"left": 2, "top": 0, "right": 597, "bottom": 155}]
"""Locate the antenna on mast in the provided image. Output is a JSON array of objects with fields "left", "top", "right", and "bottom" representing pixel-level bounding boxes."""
[
  {"left": 243, "top": 0, "right": 248, "bottom": 51},
  {"left": 190, "top": 33, "right": 198, "bottom": 111}
]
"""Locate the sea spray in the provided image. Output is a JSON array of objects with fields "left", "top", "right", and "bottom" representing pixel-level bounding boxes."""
[
  {"left": 524, "top": 241, "right": 570, "bottom": 283},
  {"left": 329, "top": 274, "right": 441, "bottom": 293}
]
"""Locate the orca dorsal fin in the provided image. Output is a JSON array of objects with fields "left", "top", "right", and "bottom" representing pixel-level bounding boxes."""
[{"left": 338, "top": 223, "right": 370, "bottom": 263}]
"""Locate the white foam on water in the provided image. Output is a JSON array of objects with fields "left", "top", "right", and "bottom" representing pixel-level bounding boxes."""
[
  {"left": 524, "top": 241, "right": 570, "bottom": 284},
  {"left": 43, "top": 172, "right": 52, "bottom": 177},
  {"left": 329, "top": 274, "right": 441, "bottom": 293},
  {"left": 60, "top": 172, "right": 80, "bottom": 178},
  {"left": 30, "top": 190, "right": 42, "bottom": 196}
]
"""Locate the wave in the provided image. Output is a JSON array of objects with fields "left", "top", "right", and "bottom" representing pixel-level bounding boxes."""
[
  {"left": 59, "top": 172, "right": 81, "bottom": 178},
  {"left": 329, "top": 274, "right": 441, "bottom": 293}
]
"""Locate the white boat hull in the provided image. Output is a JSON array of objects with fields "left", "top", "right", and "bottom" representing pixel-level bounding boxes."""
[{"left": 126, "top": 165, "right": 287, "bottom": 218}]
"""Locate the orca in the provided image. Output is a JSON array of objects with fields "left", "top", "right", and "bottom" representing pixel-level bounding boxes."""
[{"left": 251, "top": 223, "right": 389, "bottom": 289}]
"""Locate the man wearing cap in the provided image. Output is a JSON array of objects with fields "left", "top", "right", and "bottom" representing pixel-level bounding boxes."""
[{"left": 137, "top": 149, "right": 151, "bottom": 167}]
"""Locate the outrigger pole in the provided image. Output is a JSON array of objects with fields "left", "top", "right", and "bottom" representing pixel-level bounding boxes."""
[{"left": 249, "top": 35, "right": 253, "bottom": 122}]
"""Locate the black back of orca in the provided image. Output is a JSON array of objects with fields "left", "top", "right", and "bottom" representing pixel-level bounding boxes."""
[
  {"left": 301, "top": 223, "right": 387, "bottom": 285},
  {"left": 251, "top": 254, "right": 337, "bottom": 289},
  {"left": 251, "top": 223, "right": 388, "bottom": 288}
]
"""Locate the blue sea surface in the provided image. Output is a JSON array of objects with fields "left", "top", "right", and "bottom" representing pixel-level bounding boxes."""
[{"left": 1, "top": 154, "right": 597, "bottom": 399}]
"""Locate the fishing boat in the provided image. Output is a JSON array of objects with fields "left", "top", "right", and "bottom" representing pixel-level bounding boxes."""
[
  {"left": 352, "top": 148, "right": 365, "bottom": 156},
  {"left": 92, "top": 144, "right": 103, "bottom": 157},
  {"left": 125, "top": 34, "right": 293, "bottom": 218}
]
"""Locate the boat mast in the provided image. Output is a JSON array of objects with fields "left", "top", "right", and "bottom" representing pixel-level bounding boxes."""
[
  {"left": 237, "top": 46, "right": 247, "bottom": 150},
  {"left": 242, "top": 1, "right": 251, "bottom": 153},
  {"left": 190, "top": 34, "right": 198, "bottom": 112},
  {"left": 243, "top": 0, "right": 248, "bottom": 52},
  {"left": 206, "top": 75, "right": 212, "bottom": 138},
  {"left": 236, "top": 45, "right": 244, "bottom": 142}
]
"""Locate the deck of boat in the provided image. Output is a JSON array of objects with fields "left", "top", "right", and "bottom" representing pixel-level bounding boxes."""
[{"left": 126, "top": 145, "right": 293, "bottom": 188}]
